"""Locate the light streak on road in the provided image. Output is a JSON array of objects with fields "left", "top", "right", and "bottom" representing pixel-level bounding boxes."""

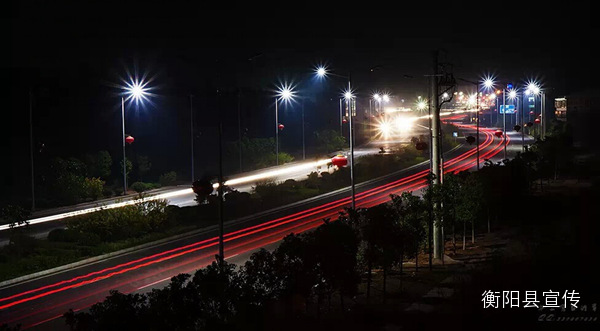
[
  {"left": 0, "top": 124, "right": 507, "bottom": 324},
  {"left": 1, "top": 159, "right": 334, "bottom": 231}
]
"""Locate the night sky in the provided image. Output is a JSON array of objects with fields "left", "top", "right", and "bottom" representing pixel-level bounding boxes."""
[{"left": 2, "top": 2, "right": 596, "bottom": 193}]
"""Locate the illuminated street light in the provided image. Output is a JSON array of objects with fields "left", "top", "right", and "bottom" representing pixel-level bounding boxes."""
[
  {"left": 313, "top": 66, "right": 357, "bottom": 209},
  {"left": 316, "top": 66, "right": 327, "bottom": 77},
  {"left": 120, "top": 78, "right": 151, "bottom": 195},
  {"left": 275, "top": 84, "right": 295, "bottom": 166},
  {"left": 382, "top": 94, "right": 390, "bottom": 102},
  {"left": 483, "top": 77, "right": 494, "bottom": 89},
  {"left": 508, "top": 89, "right": 517, "bottom": 100},
  {"left": 344, "top": 90, "right": 354, "bottom": 100}
]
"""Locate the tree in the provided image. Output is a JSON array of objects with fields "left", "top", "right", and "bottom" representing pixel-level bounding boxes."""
[
  {"left": 145, "top": 273, "right": 204, "bottom": 330},
  {"left": 313, "top": 129, "right": 346, "bottom": 155},
  {"left": 45, "top": 157, "right": 88, "bottom": 205},
  {"left": 438, "top": 174, "right": 461, "bottom": 253},
  {"left": 159, "top": 171, "right": 177, "bottom": 186},
  {"left": 234, "top": 137, "right": 294, "bottom": 170},
  {"left": 119, "top": 158, "right": 133, "bottom": 186},
  {"left": 454, "top": 171, "right": 483, "bottom": 249},
  {"left": 390, "top": 192, "right": 427, "bottom": 271},
  {"left": 64, "top": 290, "right": 148, "bottom": 330},
  {"left": 83, "top": 177, "right": 104, "bottom": 200},
  {"left": 273, "top": 233, "right": 318, "bottom": 312},
  {"left": 188, "top": 259, "right": 241, "bottom": 329},
  {"left": 311, "top": 216, "right": 359, "bottom": 310},
  {"left": 84, "top": 151, "right": 112, "bottom": 180},
  {"left": 136, "top": 155, "right": 151, "bottom": 182}
]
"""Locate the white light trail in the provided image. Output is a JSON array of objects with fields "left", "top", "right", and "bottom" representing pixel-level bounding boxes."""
[{"left": 2, "top": 158, "right": 335, "bottom": 230}]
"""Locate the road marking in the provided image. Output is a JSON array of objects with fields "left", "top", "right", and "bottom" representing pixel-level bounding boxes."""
[{"left": 136, "top": 277, "right": 171, "bottom": 291}]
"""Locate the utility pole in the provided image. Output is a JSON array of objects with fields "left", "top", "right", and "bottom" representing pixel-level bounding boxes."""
[
  {"left": 339, "top": 98, "right": 343, "bottom": 136},
  {"left": 190, "top": 94, "right": 195, "bottom": 182},
  {"left": 218, "top": 122, "right": 225, "bottom": 265},
  {"left": 29, "top": 90, "right": 35, "bottom": 212},
  {"left": 348, "top": 76, "right": 356, "bottom": 210},
  {"left": 238, "top": 91, "right": 243, "bottom": 172},
  {"left": 302, "top": 100, "right": 306, "bottom": 160},
  {"left": 431, "top": 51, "right": 442, "bottom": 260}
]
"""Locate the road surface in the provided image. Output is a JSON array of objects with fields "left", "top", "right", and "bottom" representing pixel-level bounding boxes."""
[{"left": 0, "top": 123, "right": 527, "bottom": 329}]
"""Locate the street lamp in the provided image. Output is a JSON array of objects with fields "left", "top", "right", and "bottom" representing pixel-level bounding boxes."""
[
  {"left": 525, "top": 81, "right": 542, "bottom": 140},
  {"left": 121, "top": 78, "right": 150, "bottom": 195},
  {"left": 458, "top": 77, "right": 487, "bottom": 170},
  {"left": 315, "top": 66, "right": 356, "bottom": 209},
  {"left": 275, "top": 84, "right": 295, "bottom": 166}
]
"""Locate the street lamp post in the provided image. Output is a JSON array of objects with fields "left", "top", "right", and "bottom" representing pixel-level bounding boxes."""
[
  {"left": 121, "top": 97, "right": 127, "bottom": 194},
  {"left": 458, "top": 77, "right": 491, "bottom": 170},
  {"left": 275, "top": 85, "right": 294, "bottom": 166},
  {"left": 121, "top": 79, "right": 150, "bottom": 195},
  {"left": 316, "top": 67, "right": 356, "bottom": 209},
  {"left": 302, "top": 100, "right": 306, "bottom": 160},
  {"left": 190, "top": 94, "right": 195, "bottom": 182}
]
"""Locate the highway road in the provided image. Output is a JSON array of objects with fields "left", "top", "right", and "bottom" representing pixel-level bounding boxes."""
[{"left": 0, "top": 123, "right": 526, "bottom": 329}]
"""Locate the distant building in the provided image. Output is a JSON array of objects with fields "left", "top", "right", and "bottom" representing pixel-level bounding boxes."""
[{"left": 554, "top": 97, "right": 567, "bottom": 121}]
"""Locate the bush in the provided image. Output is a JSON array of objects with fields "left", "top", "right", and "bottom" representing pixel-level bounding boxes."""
[
  {"left": 66, "top": 199, "right": 170, "bottom": 242},
  {"left": 159, "top": 171, "right": 177, "bottom": 187},
  {"left": 83, "top": 177, "right": 105, "bottom": 200},
  {"left": 130, "top": 182, "right": 151, "bottom": 193}
]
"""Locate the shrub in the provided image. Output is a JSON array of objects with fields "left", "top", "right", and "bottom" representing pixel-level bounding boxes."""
[
  {"left": 66, "top": 199, "right": 170, "bottom": 242},
  {"left": 130, "top": 182, "right": 151, "bottom": 193},
  {"left": 159, "top": 171, "right": 177, "bottom": 186},
  {"left": 83, "top": 177, "right": 105, "bottom": 200}
]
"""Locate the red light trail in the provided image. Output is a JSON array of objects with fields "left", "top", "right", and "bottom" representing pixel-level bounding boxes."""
[{"left": 0, "top": 124, "right": 507, "bottom": 329}]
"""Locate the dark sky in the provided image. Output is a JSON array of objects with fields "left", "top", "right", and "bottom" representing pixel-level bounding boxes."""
[{"left": 2, "top": 1, "right": 596, "bottom": 190}]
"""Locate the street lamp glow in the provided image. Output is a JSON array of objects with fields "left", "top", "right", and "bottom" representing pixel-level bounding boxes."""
[
  {"left": 276, "top": 84, "right": 295, "bottom": 103},
  {"left": 442, "top": 92, "right": 449, "bottom": 99},
  {"left": 124, "top": 79, "right": 150, "bottom": 104},
  {"left": 344, "top": 90, "right": 354, "bottom": 100},
  {"left": 483, "top": 78, "right": 494, "bottom": 89},
  {"left": 417, "top": 100, "right": 427, "bottom": 111},
  {"left": 508, "top": 90, "right": 517, "bottom": 100},
  {"left": 382, "top": 94, "right": 390, "bottom": 102},
  {"left": 373, "top": 93, "right": 380, "bottom": 100},
  {"left": 526, "top": 81, "right": 541, "bottom": 95},
  {"left": 395, "top": 116, "right": 413, "bottom": 132},
  {"left": 377, "top": 120, "right": 393, "bottom": 140},
  {"left": 316, "top": 66, "right": 327, "bottom": 77}
]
